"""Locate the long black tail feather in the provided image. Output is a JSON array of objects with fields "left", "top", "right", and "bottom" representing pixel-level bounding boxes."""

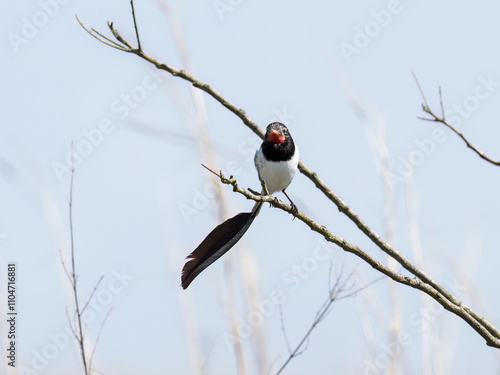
[{"left": 181, "top": 201, "right": 262, "bottom": 289}]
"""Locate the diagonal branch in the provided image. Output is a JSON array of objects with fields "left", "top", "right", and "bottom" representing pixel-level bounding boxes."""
[
  {"left": 413, "top": 72, "right": 500, "bottom": 166},
  {"left": 76, "top": 14, "right": 263, "bottom": 139},
  {"left": 76, "top": 2, "right": 500, "bottom": 349},
  {"left": 203, "top": 166, "right": 500, "bottom": 348}
]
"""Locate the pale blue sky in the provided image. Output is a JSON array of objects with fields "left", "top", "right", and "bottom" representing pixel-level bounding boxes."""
[{"left": 2, "top": 1, "right": 500, "bottom": 374}]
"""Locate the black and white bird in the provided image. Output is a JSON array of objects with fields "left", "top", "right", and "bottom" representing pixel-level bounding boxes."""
[{"left": 181, "top": 122, "right": 299, "bottom": 289}]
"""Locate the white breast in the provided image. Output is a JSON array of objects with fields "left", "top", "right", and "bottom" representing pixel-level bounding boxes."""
[{"left": 254, "top": 147, "right": 299, "bottom": 194}]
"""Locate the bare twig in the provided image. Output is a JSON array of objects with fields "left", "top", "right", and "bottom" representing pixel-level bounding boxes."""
[
  {"left": 81, "top": 276, "right": 105, "bottom": 314},
  {"left": 413, "top": 71, "right": 430, "bottom": 111},
  {"left": 65, "top": 307, "right": 79, "bottom": 341},
  {"left": 276, "top": 270, "right": 383, "bottom": 375},
  {"left": 413, "top": 72, "right": 500, "bottom": 166},
  {"left": 439, "top": 86, "right": 445, "bottom": 120},
  {"left": 76, "top": 12, "right": 263, "bottom": 140},
  {"left": 67, "top": 144, "right": 89, "bottom": 375},
  {"left": 129, "top": 0, "right": 141, "bottom": 51},
  {"left": 63, "top": 146, "right": 110, "bottom": 375},
  {"left": 76, "top": 17, "right": 128, "bottom": 51},
  {"left": 59, "top": 248, "right": 73, "bottom": 284},
  {"left": 278, "top": 301, "right": 292, "bottom": 355},
  {"left": 89, "top": 307, "right": 114, "bottom": 372}
]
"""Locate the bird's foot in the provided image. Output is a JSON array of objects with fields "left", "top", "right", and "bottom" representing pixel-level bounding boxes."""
[{"left": 281, "top": 190, "right": 298, "bottom": 218}]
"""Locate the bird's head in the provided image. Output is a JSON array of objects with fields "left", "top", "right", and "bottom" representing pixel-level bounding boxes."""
[{"left": 265, "top": 122, "right": 289, "bottom": 144}]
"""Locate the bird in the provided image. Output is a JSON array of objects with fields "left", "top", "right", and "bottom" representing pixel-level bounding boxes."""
[{"left": 181, "top": 122, "right": 299, "bottom": 289}]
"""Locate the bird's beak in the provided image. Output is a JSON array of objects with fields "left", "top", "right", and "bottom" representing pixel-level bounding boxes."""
[{"left": 266, "top": 129, "right": 285, "bottom": 144}]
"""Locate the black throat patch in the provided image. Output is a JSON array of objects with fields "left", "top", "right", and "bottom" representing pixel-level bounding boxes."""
[{"left": 261, "top": 136, "right": 296, "bottom": 162}]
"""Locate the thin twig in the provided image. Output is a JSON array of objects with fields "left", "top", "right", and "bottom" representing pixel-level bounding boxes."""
[
  {"left": 67, "top": 145, "right": 89, "bottom": 375},
  {"left": 129, "top": 0, "right": 142, "bottom": 51},
  {"left": 63, "top": 145, "right": 112, "bottom": 375},
  {"left": 413, "top": 73, "right": 500, "bottom": 166},
  {"left": 412, "top": 71, "right": 430, "bottom": 111},
  {"left": 89, "top": 307, "right": 114, "bottom": 372},
  {"left": 59, "top": 248, "right": 73, "bottom": 284},
  {"left": 91, "top": 27, "right": 124, "bottom": 49},
  {"left": 439, "top": 86, "right": 445, "bottom": 120},
  {"left": 75, "top": 16, "right": 129, "bottom": 51},
  {"left": 278, "top": 301, "right": 292, "bottom": 355},
  {"left": 276, "top": 273, "right": 383, "bottom": 375},
  {"left": 327, "top": 261, "right": 335, "bottom": 299},
  {"left": 108, "top": 22, "right": 134, "bottom": 49},
  {"left": 81, "top": 276, "right": 105, "bottom": 314},
  {"left": 65, "top": 307, "right": 79, "bottom": 341}
]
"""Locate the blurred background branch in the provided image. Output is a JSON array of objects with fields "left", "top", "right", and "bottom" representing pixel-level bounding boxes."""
[{"left": 276, "top": 267, "right": 384, "bottom": 375}]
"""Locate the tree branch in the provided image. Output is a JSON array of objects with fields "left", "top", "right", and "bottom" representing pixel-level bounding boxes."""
[
  {"left": 76, "top": 3, "right": 500, "bottom": 349},
  {"left": 202, "top": 166, "right": 500, "bottom": 347},
  {"left": 413, "top": 72, "right": 500, "bottom": 166}
]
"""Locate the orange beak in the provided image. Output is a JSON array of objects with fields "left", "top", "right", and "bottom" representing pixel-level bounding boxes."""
[{"left": 266, "top": 129, "right": 285, "bottom": 144}]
